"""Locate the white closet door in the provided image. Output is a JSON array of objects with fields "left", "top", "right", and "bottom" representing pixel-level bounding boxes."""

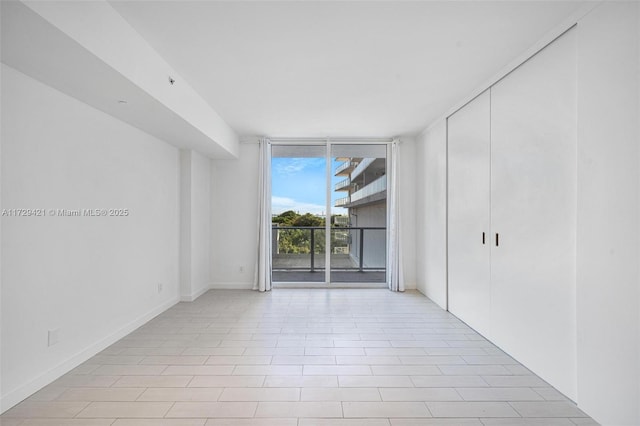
[
  {"left": 490, "top": 28, "right": 577, "bottom": 399},
  {"left": 448, "top": 90, "right": 491, "bottom": 337}
]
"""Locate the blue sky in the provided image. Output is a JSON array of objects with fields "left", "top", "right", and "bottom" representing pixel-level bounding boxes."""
[{"left": 271, "top": 157, "right": 347, "bottom": 216}]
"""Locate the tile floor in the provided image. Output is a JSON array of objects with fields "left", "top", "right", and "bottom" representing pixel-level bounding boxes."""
[{"left": 1, "top": 289, "right": 598, "bottom": 425}]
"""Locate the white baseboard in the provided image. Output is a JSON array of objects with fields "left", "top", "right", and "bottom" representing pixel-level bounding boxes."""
[
  {"left": 180, "top": 285, "right": 211, "bottom": 302},
  {"left": 403, "top": 281, "right": 417, "bottom": 290},
  {"left": 209, "top": 282, "right": 254, "bottom": 290},
  {"left": 0, "top": 297, "right": 179, "bottom": 413}
]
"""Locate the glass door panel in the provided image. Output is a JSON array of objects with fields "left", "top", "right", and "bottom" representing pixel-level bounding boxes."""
[
  {"left": 271, "top": 144, "right": 326, "bottom": 283},
  {"left": 330, "top": 144, "right": 387, "bottom": 283}
]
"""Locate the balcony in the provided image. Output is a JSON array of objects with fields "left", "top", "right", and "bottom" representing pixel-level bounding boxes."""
[
  {"left": 350, "top": 158, "right": 375, "bottom": 181},
  {"left": 346, "top": 175, "right": 387, "bottom": 207},
  {"left": 333, "top": 215, "right": 349, "bottom": 227},
  {"left": 335, "top": 159, "right": 358, "bottom": 176},
  {"left": 335, "top": 196, "right": 350, "bottom": 207},
  {"left": 271, "top": 226, "right": 386, "bottom": 283},
  {"left": 334, "top": 178, "right": 351, "bottom": 191}
]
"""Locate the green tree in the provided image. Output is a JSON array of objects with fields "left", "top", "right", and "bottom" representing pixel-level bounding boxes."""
[
  {"left": 273, "top": 210, "right": 298, "bottom": 225},
  {"left": 273, "top": 211, "right": 328, "bottom": 254},
  {"left": 292, "top": 213, "right": 324, "bottom": 227}
]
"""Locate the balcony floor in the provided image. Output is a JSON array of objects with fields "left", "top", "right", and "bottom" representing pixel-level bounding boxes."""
[
  {"left": 273, "top": 270, "right": 386, "bottom": 283},
  {"left": 273, "top": 253, "right": 356, "bottom": 269},
  {"left": 273, "top": 253, "right": 385, "bottom": 283}
]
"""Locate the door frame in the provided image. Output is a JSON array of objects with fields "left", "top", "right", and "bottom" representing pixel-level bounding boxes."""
[{"left": 270, "top": 138, "right": 392, "bottom": 287}]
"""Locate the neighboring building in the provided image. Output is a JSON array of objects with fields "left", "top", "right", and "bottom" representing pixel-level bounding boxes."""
[
  {"left": 334, "top": 156, "right": 386, "bottom": 269},
  {"left": 331, "top": 215, "right": 350, "bottom": 254}
]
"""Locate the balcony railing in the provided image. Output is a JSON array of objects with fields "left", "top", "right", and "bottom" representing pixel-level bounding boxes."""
[
  {"left": 272, "top": 226, "right": 386, "bottom": 273},
  {"left": 335, "top": 196, "right": 350, "bottom": 207},
  {"left": 350, "top": 175, "right": 386, "bottom": 203},
  {"left": 350, "top": 157, "right": 375, "bottom": 181},
  {"left": 334, "top": 177, "right": 351, "bottom": 191},
  {"left": 335, "top": 160, "right": 358, "bottom": 176}
]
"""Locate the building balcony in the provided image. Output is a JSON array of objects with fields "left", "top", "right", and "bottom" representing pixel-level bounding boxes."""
[
  {"left": 335, "top": 159, "right": 358, "bottom": 176},
  {"left": 350, "top": 157, "right": 375, "bottom": 181},
  {"left": 334, "top": 178, "right": 351, "bottom": 191},
  {"left": 344, "top": 175, "right": 387, "bottom": 207},
  {"left": 333, "top": 215, "right": 349, "bottom": 227},
  {"left": 335, "top": 196, "right": 350, "bottom": 207}
]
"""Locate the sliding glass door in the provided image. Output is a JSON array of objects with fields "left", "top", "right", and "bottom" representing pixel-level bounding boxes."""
[
  {"left": 330, "top": 144, "right": 387, "bottom": 283},
  {"left": 271, "top": 141, "right": 387, "bottom": 285},
  {"left": 271, "top": 144, "right": 326, "bottom": 283}
]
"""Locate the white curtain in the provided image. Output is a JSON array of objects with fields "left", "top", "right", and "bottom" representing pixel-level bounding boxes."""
[
  {"left": 254, "top": 138, "right": 272, "bottom": 292},
  {"left": 387, "top": 140, "right": 404, "bottom": 292}
]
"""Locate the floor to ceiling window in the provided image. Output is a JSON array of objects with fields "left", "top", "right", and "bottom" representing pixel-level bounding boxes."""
[{"left": 271, "top": 141, "right": 388, "bottom": 286}]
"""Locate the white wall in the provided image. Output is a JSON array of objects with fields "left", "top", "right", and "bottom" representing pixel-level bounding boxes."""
[
  {"left": 399, "top": 138, "right": 417, "bottom": 290},
  {"left": 179, "top": 151, "right": 192, "bottom": 297},
  {"left": 210, "top": 139, "right": 417, "bottom": 289},
  {"left": 0, "top": 64, "right": 180, "bottom": 412},
  {"left": 180, "top": 150, "right": 212, "bottom": 300},
  {"left": 413, "top": 3, "right": 640, "bottom": 423},
  {"left": 415, "top": 121, "right": 447, "bottom": 308},
  {"left": 210, "top": 142, "right": 259, "bottom": 288},
  {"left": 190, "top": 151, "right": 212, "bottom": 296},
  {"left": 575, "top": 3, "right": 639, "bottom": 424}
]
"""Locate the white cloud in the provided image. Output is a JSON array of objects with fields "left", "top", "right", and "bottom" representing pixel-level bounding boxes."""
[{"left": 274, "top": 158, "right": 324, "bottom": 176}]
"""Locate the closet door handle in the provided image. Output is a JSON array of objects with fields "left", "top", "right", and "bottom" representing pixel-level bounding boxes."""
[
  {"left": 482, "top": 232, "right": 486, "bottom": 245},
  {"left": 495, "top": 233, "right": 499, "bottom": 247}
]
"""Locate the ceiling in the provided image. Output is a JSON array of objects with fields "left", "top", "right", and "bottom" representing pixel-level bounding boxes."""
[
  {"left": 108, "top": 1, "right": 584, "bottom": 138},
  {"left": 1, "top": 0, "right": 240, "bottom": 158}
]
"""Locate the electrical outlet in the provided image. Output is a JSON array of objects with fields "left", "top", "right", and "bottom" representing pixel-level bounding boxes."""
[
  {"left": 157, "top": 283, "right": 163, "bottom": 293},
  {"left": 48, "top": 329, "right": 59, "bottom": 347}
]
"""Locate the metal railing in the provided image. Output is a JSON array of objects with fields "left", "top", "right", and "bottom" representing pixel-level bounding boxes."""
[
  {"left": 335, "top": 160, "right": 358, "bottom": 175},
  {"left": 272, "top": 226, "right": 386, "bottom": 273},
  {"left": 350, "top": 157, "right": 375, "bottom": 181},
  {"left": 335, "top": 196, "right": 350, "bottom": 207},
  {"left": 350, "top": 175, "right": 386, "bottom": 203},
  {"left": 334, "top": 177, "right": 351, "bottom": 191}
]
